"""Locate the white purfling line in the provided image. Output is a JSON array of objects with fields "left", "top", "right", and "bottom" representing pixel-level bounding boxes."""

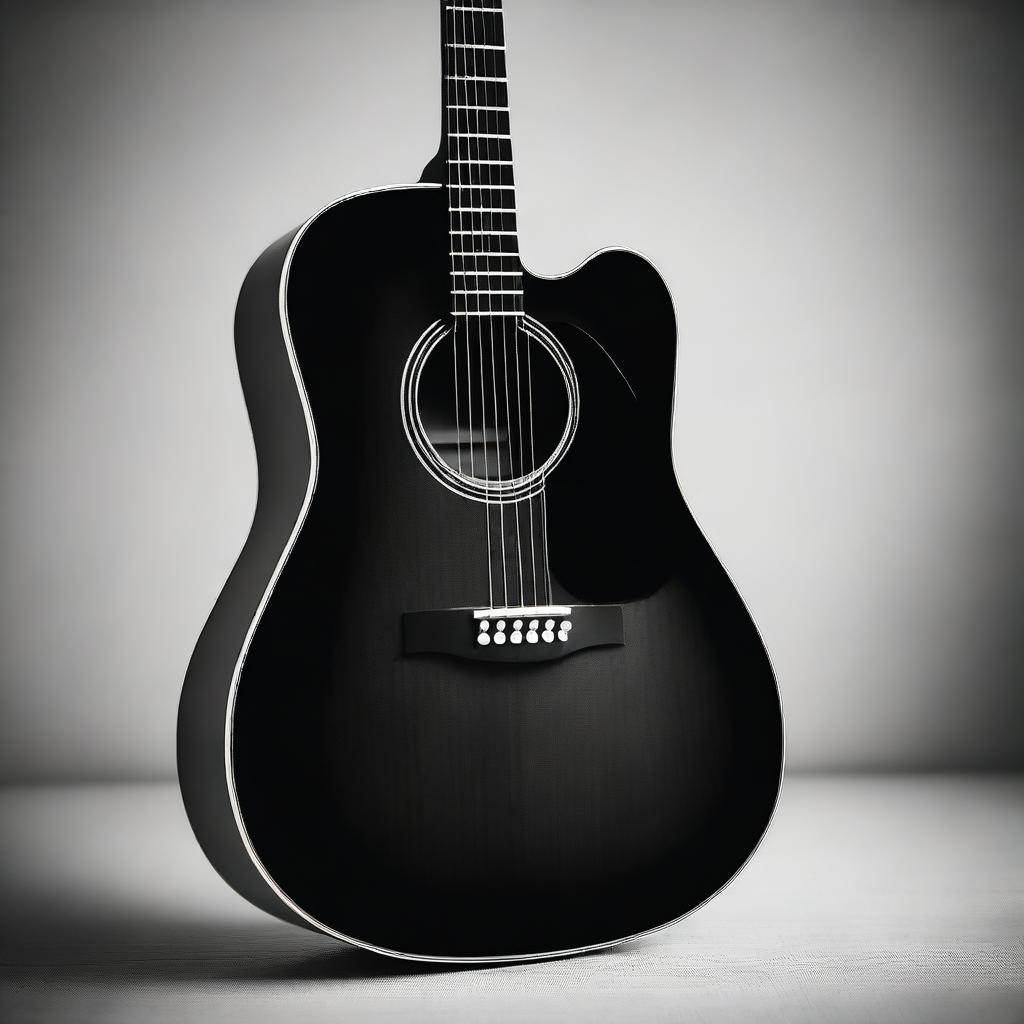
[
  {"left": 446, "top": 42, "right": 505, "bottom": 50},
  {"left": 450, "top": 132, "right": 512, "bottom": 139},
  {"left": 445, "top": 75, "right": 507, "bottom": 83},
  {"left": 453, "top": 289, "right": 524, "bottom": 295},
  {"left": 450, "top": 207, "right": 516, "bottom": 213}
]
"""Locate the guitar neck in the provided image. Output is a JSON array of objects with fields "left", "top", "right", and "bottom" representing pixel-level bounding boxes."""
[{"left": 440, "top": 0, "right": 523, "bottom": 318}]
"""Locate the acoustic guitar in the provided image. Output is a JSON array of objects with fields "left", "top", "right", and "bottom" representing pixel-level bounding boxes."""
[{"left": 178, "top": 0, "right": 783, "bottom": 963}]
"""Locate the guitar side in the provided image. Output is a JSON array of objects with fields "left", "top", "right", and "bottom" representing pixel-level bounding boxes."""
[{"left": 176, "top": 221, "right": 312, "bottom": 930}]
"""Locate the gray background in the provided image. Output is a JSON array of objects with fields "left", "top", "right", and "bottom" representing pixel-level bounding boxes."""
[{"left": 1, "top": 0, "right": 1021, "bottom": 781}]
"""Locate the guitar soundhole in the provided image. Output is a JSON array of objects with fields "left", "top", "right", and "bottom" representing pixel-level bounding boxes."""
[{"left": 401, "top": 316, "right": 579, "bottom": 503}]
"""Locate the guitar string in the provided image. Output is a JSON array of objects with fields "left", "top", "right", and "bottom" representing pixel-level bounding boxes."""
[
  {"left": 518, "top": 334, "right": 536, "bottom": 607},
  {"left": 486, "top": 0, "right": 527, "bottom": 608},
  {"left": 541, "top": 347, "right": 552, "bottom": 604},
  {"left": 503, "top": 0, "right": 542, "bottom": 606},
  {"left": 528, "top": 323, "right": 552, "bottom": 607},
  {"left": 512, "top": 11, "right": 528, "bottom": 608},
  {"left": 446, "top": 6, "right": 462, "bottom": 483},
  {"left": 466, "top": 0, "right": 489, "bottom": 606},
  {"left": 541, "top": 436, "right": 552, "bottom": 604},
  {"left": 511, "top": 14, "right": 537, "bottom": 610},
  {"left": 469, "top": 3, "right": 496, "bottom": 610},
  {"left": 470, "top": 0, "right": 509, "bottom": 609},
  {"left": 453, "top": 3, "right": 476, "bottom": 490},
  {"left": 491, "top": 3, "right": 524, "bottom": 607},
  {"left": 525, "top": 320, "right": 542, "bottom": 604},
  {"left": 456, "top": 0, "right": 492, "bottom": 609}
]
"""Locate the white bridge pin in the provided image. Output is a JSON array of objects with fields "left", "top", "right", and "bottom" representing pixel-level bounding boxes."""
[{"left": 473, "top": 612, "right": 570, "bottom": 649}]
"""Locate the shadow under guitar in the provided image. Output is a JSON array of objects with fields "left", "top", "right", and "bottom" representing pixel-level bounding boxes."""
[{"left": 1, "top": 910, "right": 634, "bottom": 985}]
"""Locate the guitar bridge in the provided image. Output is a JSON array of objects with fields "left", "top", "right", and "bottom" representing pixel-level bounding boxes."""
[{"left": 402, "top": 605, "right": 624, "bottom": 662}]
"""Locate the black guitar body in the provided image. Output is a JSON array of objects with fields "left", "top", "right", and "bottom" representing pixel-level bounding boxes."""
[{"left": 178, "top": 182, "right": 783, "bottom": 962}]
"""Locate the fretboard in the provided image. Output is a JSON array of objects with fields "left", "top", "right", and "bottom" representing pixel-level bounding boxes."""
[{"left": 441, "top": 0, "right": 522, "bottom": 318}]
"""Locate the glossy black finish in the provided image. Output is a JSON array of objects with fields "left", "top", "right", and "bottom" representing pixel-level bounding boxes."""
[{"left": 178, "top": 182, "right": 783, "bottom": 961}]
